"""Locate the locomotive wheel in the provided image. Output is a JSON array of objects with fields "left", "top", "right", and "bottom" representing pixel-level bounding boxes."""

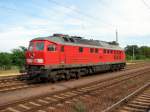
[
  {"left": 50, "top": 72, "right": 58, "bottom": 83},
  {"left": 51, "top": 75, "right": 57, "bottom": 83},
  {"left": 111, "top": 65, "right": 116, "bottom": 72},
  {"left": 115, "top": 65, "right": 120, "bottom": 71},
  {"left": 118, "top": 65, "right": 121, "bottom": 70},
  {"left": 76, "top": 72, "right": 80, "bottom": 79},
  {"left": 65, "top": 73, "right": 70, "bottom": 81},
  {"left": 110, "top": 68, "right": 114, "bottom": 72}
]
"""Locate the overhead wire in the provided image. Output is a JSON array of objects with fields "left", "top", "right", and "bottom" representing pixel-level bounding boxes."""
[
  {"left": 0, "top": 0, "right": 114, "bottom": 31},
  {"left": 0, "top": 0, "right": 116, "bottom": 38},
  {"left": 47, "top": 0, "right": 115, "bottom": 30},
  {"left": 141, "top": 0, "right": 150, "bottom": 9}
]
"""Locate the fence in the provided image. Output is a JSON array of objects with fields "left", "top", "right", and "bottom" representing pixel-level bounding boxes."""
[{"left": 0, "top": 66, "right": 12, "bottom": 70}]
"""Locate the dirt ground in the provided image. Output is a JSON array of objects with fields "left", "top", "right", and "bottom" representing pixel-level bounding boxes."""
[
  {"left": 50, "top": 73, "right": 150, "bottom": 112},
  {"left": 0, "top": 66, "right": 147, "bottom": 104}
]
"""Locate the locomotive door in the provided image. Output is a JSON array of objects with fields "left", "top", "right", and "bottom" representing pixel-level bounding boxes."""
[{"left": 60, "top": 45, "right": 66, "bottom": 64}]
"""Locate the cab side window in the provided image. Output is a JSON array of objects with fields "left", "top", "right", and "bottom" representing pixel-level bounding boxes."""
[
  {"left": 104, "top": 49, "right": 106, "bottom": 54},
  {"left": 79, "top": 47, "right": 83, "bottom": 53},
  {"left": 61, "top": 46, "right": 64, "bottom": 52},
  {"left": 47, "top": 45, "right": 56, "bottom": 51},
  {"left": 95, "top": 48, "right": 98, "bottom": 53},
  {"left": 90, "top": 48, "right": 94, "bottom": 53}
]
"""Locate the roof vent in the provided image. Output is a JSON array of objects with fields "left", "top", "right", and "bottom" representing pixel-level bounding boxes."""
[
  {"left": 53, "top": 33, "right": 68, "bottom": 37},
  {"left": 108, "top": 41, "right": 119, "bottom": 45},
  {"left": 71, "top": 36, "right": 83, "bottom": 39}
]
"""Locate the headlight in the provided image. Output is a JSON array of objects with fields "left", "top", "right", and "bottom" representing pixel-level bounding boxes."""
[
  {"left": 26, "top": 59, "right": 33, "bottom": 63},
  {"left": 35, "top": 59, "right": 44, "bottom": 63}
]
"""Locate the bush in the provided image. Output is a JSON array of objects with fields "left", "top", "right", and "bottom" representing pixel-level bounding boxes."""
[
  {"left": 0, "top": 46, "right": 27, "bottom": 70},
  {"left": 11, "top": 46, "right": 26, "bottom": 68},
  {"left": 125, "top": 45, "right": 150, "bottom": 60},
  {"left": 0, "top": 53, "right": 12, "bottom": 70}
]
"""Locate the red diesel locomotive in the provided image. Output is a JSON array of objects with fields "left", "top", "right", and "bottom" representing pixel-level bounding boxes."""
[{"left": 25, "top": 34, "right": 126, "bottom": 82}]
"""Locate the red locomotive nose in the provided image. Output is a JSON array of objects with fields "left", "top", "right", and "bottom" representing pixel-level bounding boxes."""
[{"left": 26, "top": 40, "right": 45, "bottom": 65}]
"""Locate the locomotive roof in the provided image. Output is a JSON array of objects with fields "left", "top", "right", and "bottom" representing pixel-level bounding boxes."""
[{"left": 32, "top": 34, "right": 123, "bottom": 50}]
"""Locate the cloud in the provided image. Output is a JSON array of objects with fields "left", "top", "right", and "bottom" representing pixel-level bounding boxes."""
[
  {"left": 103, "top": 0, "right": 150, "bottom": 36},
  {"left": 0, "top": 0, "right": 150, "bottom": 52}
]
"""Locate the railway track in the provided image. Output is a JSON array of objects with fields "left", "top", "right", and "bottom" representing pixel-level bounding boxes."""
[
  {"left": 0, "top": 81, "right": 34, "bottom": 92},
  {"left": 0, "top": 61, "right": 148, "bottom": 82},
  {"left": 0, "top": 63, "right": 149, "bottom": 93},
  {"left": 104, "top": 82, "right": 150, "bottom": 112},
  {"left": 0, "top": 74, "right": 27, "bottom": 85},
  {"left": 0, "top": 62, "right": 146, "bottom": 83},
  {"left": 123, "top": 62, "right": 150, "bottom": 70},
  {"left": 0, "top": 67, "right": 150, "bottom": 112}
]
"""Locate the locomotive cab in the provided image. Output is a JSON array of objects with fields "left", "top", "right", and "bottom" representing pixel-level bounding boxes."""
[
  {"left": 25, "top": 40, "right": 47, "bottom": 79},
  {"left": 26, "top": 40, "right": 45, "bottom": 65},
  {"left": 25, "top": 39, "right": 60, "bottom": 79}
]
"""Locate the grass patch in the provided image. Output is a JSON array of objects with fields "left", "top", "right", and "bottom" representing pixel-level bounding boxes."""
[
  {"left": 0, "top": 67, "right": 19, "bottom": 76},
  {"left": 72, "top": 101, "right": 87, "bottom": 112},
  {"left": 127, "top": 59, "right": 150, "bottom": 63}
]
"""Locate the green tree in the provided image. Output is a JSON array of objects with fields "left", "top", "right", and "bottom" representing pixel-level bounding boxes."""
[
  {"left": 139, "top": 46, "right": 150, "bottom": 58},
  {"left": 125, "top": 45, "right": 139, "bottom": 56},
  {"left": 0, "top": 52, "right": 12, "bottom": 70},
  {"left": 125, "top": 45, "right": 150, "bottom": 60},
  {"left": 11, "top": 46, "right": 27, "bottom": 68}
]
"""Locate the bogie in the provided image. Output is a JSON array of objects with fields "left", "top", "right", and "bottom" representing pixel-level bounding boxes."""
[{"left": 25, "top": 63, "right": 125, "bottom": 82}]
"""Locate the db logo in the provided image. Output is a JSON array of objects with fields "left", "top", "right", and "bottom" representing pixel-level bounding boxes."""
[{"left": 29, "top": 53, "right": 35, "bottom": 59}]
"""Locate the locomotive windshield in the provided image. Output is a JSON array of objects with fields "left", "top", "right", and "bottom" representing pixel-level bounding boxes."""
[
  {"left": 28, "top": 42, "right": 45, "bottom": 51},
  {"left": 36, "top": 42, "right": 44, "bottom": 51},
  {"left": 28, "top": 42, "right": 34, "bottom": 51}
]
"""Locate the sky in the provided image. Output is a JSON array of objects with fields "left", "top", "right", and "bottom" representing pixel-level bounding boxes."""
[{"left": 0, "top": 0, "right": 150, "bottom": 52}]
